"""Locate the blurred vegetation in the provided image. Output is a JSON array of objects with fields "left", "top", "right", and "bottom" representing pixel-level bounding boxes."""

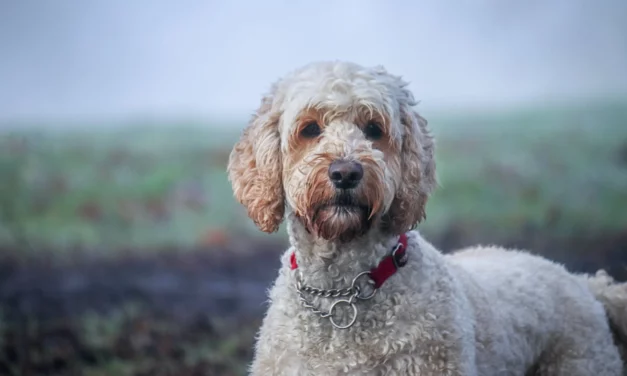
[
  {"left": 1, "top": 99, "right": 627, "bottom": 375},
  {"left": 0, "top": 303, "right": 258, "bottom": 376},
  {"left": 0, "top": 121, "right": 255, "bottom": 253},
  {"left": 1, "top": 100, "right": 627, "bottom": 253}
]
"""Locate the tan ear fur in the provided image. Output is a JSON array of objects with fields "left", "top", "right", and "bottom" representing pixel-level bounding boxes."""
[
  {"left": 385, "top": 104, "right": 436, "bottom": 234},
  {"left": 227, "top": 89, "right": 285, "bottom": 233}
]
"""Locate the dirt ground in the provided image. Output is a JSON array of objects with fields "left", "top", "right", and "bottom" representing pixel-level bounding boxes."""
[{"left": 0, "top": 231, "right": 625, "bottom": 376}]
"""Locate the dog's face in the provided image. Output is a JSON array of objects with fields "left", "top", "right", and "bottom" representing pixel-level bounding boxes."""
[{"left": 228, "top": 61, "right": 436, "bottom": 242}]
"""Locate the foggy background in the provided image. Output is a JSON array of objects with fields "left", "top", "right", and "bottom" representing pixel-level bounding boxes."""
[
  {"left": 2, "top": 0, "right": 627, "bottom": 122},
  {"left": 1, "top": 2, "right": 626, "bottom": 375}
]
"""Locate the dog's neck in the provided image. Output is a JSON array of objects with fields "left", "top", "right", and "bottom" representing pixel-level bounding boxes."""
[{"left": 286, "top": 213, "right": 401, "bottom": 289}]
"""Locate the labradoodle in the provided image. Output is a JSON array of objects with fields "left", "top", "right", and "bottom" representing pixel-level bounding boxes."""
[{"left": 227, "top": 60, "right": 627, "bottom": 375}]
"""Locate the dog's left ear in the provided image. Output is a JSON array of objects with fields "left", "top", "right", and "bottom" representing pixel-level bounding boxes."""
[
  {"left": 227, "top": 85, "right": 285, "bottom": 233},
  {"left": 385, "top": 95, "right": 437, "bottom": 234}
]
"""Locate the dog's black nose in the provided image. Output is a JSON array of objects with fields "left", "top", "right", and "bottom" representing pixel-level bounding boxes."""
[{"left": 328, "top": 160, "right": 363, "bottom": 189}]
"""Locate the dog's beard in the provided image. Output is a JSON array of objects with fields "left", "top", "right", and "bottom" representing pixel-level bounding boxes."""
[
  {"left": 307, "top": 191, "right": 373, "bottom": 242},
  {"left": 290, "top": 154, "right": 387, "bottom": 243}
]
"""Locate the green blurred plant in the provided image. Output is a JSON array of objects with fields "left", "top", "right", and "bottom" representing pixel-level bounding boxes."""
[{"left": 0, "top": 134, "right": 34, "bottom": 253}]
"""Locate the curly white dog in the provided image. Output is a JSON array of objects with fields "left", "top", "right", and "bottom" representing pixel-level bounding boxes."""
[{"left": 227, "top": 61, "right": 627, "bottom": 375}]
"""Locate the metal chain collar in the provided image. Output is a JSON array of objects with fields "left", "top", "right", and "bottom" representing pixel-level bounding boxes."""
[{"left": 295, "top": 271, "right": 377, "bottom": 329}]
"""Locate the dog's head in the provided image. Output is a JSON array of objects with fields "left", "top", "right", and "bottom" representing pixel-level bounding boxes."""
[{"left": 227, "top": 61, "right": 436, "bottom": 242}]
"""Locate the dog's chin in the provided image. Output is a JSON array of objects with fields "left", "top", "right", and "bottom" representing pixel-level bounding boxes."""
[{"left": 309, "top": 204, "right": 372, "bottom": 243}]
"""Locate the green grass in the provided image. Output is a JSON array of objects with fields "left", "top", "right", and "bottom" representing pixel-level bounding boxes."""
[
  {"left": 1, "top": 100, "right": 626, "bottom": 252},
  {"left": 423, "top": 100, "right": 627, "bottom": 238}
]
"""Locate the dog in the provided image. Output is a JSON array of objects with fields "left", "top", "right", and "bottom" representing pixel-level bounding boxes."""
[{"left": 227, "top": 61, "right": 627, "bottom": 375}]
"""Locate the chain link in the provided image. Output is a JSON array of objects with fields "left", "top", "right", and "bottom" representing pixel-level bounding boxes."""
[{"left": 295, "top": 271, "right": 377, "bottom": 329}]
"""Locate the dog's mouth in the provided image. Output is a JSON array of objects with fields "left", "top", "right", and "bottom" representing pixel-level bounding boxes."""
[
  {"left": 318, "top": 191, "right": 369, "bottom": 213},
  {"left": 304, "top": 191, "right": 374, "bottom": 242}
]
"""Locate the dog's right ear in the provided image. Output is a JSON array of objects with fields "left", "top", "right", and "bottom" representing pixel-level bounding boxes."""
[{"left": 227, "top": 86, "right": 285, "bottom": 233}]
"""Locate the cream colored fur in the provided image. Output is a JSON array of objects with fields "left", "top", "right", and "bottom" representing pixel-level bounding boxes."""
[{"left": 227, "top": 61, "right": 627, "bottom": 375}]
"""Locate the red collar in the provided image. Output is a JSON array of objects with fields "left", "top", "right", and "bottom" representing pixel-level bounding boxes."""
[{"left": 289, "top": 233, "right": 409, "bottom": 289}]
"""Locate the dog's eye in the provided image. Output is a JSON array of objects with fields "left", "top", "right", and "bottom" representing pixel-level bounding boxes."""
[
  {"left": 300, "top": 121, "right": 321, "bottom": 138},
  {"left": 364, "top": 121, "right": 383, "bottom": 140}
]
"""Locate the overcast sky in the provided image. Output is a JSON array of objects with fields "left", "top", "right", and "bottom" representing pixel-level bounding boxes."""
[{"left": 1, "top": 0, "right": 626, "bottom": 123}]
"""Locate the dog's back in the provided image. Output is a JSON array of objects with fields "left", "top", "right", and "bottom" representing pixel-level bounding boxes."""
[
  {"left": 585, "top": 270, "right": 627, "bottom": 370},
  {"left": 446, "top": 246, "right": 624, "bottom": 375}
]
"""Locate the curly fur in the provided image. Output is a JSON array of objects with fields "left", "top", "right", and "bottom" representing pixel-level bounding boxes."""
[
  {"left": 228, "top": 86, "right": 285, "bottom": 232},
  {"left": 585, "top": 270, "right": 627, "bottom": 365},
  {"left": 227, "top": 61, "right": 627, "bottom": 375}
]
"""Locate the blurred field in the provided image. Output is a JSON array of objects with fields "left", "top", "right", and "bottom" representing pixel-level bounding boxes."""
[
  {"left": 1, "top": 100, "right": 627, "bottom": 375},
  {"left": 3, "top": 100, "right": 627, "bottom": 251}
]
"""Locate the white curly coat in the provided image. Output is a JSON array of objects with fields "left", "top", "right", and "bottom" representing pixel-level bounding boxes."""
[{"left": 227, "top": 61, "right": 627, "bottom": 375}]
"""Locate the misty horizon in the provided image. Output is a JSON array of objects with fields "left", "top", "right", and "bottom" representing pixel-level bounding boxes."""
[{"left": 1, "top": 0, "right": 626, "bottom": 124}]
